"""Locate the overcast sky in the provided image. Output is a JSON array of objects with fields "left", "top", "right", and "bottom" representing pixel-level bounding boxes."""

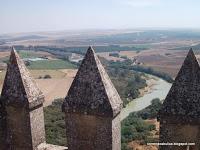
[{"left": 1, "top": 0, "right": 200, "bottom": 34}]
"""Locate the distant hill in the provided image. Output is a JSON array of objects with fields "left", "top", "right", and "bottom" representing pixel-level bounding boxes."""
[
  {"left": 9, "top": 35, "right": 47, "bottom": 41},
  {"left": 171, "top": 43, "right": 200, "bottom": 51}
]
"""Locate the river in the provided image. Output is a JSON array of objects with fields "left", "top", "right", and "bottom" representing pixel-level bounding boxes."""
[{"left": 120, "top": 75, "right": 172, "bottom": 120}]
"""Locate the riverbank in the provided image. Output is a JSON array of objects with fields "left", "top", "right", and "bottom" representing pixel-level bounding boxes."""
[{"left": 120, "top": 74, "right": 172, "bottom": 120}]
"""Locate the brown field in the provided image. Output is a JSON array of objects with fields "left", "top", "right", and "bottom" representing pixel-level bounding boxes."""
[
  {"left": 0, "top": 69, "right": 78, "bottom": 107},
  {"left": 0, "top": 51, "right": 10, "bottom": 58},
  {"left": 36, "top": 78, "right": 74, "bottom": 106},
  {"left": 136, "top": 49, "right": 188, "bottom": 77},
  {"left": 36, "top": 69, "right": 77, "bottom": 106},
  {"left": 97, "top": 52, "right": 124, "bottom": 61},
  {"left": 98, "top": 49, "right": 194, "bottom": 78},
  {"left": 30, "top": 70, "right": 66, "bottom": 78},
  {"left": 59, "top": 69, "right": 78, "bottom": 77},
  {"left": 119, "top": 51, "right": 138, "bottom": 59}
]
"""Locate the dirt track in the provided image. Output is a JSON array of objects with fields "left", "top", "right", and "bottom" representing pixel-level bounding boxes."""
[
  {"left": 36, "top": 78, "right": 74, "bottom": 106},
  {"left": 36, "top": 69, "right": 77, "bottom": 106}
]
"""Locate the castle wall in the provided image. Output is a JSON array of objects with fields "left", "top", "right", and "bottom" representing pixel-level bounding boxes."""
[
  {"left": 159, "top": 122, "right": 200, "bottom": 150},
  {"left": 6, "top": 106, "right": 33, "bottom": 150},
  {"left": 65, "top": 113, "right": 121, "bottom": 150},
  {"left": 5, "top": 105, "right": 46, "bottom": 150}
]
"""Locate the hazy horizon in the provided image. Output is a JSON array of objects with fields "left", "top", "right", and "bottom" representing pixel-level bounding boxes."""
[{"left": 1, "top": 0, "right": 200, "bottom": 34}]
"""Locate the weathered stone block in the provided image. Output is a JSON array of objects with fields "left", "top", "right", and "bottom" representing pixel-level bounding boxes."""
[
  {"left": 63, "top": 47, "right": 122, "bottom": 150},
  {"left": 65, "top": 113, "right": 121, "bottom": 150}
]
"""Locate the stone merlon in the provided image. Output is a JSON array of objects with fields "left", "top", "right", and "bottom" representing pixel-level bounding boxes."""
[
  {"left": 63, "top": 46, "right": 123, "bottom": 117},
  {"left": 158, "top": 48, "right": 200, "bottom": 123},
  {"left": 1, "top": 47, "right": 44, "bottom": 109}
]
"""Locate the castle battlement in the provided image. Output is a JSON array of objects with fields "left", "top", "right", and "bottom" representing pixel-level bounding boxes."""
[
  {"left": 0, "top": 47, "right": 199, "bottom": 150},
  {"left": 0, "top": 47, "right": 122, "bottom": 150}
]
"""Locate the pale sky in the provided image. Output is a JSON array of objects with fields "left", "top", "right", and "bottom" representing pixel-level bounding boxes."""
[{"left": 1, "top": 0, "right": 200, "bottom": 34}]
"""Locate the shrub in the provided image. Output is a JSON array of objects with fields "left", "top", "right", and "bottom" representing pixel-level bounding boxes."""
[
  {"left": 44, "top": 99, "right": 66, "bottom": 146},
  {"left": 121, "top": 112, "right": 156, "bottom": 148},
  {"left": 44, "top": 74, "right": 52, "bottom": 79},
  {"left": 109, "top": 52, "right": 120, "bottom": 57},
  {"left": 137, "top": 98, "right": 162, "bottom": 119}
]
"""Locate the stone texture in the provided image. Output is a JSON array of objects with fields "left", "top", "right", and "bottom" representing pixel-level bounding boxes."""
[
  {"left": 6, "top": 106, "right": 33, "bottom": 149},
  {"left": 0, "top": 101, "right": 7, "bottom": 150},
  {"left": 64, "top": 113, "right": 120, "bottom": 150},
  {"left": 158, "top": 49, "right": 200, "bottom": 150},
  {"left": 112, "top": 115, "right": 121, "bottom": 150},
  {"left": 63, "top": 46, "right": 122, "bottom": 150},
  {"left": 30, "top": 106, "right": 46, "bottom": 149},
  {"left": 65, "top": 113, "right": 113, "bottom": 150},
  {"left": 63, "top": 46, "right": 123, "bottom": 117},
  {"left": 0, "top": 47, "right": 46, "bottom": 150},
  {"left": 159, "top": 119, "right": 200, "bottom": 150},
  {"left": 158, "top": 49, "right": 200, "bottom": 120}
]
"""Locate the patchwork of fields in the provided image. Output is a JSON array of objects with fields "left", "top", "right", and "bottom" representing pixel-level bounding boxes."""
[
  {"left": 0, "top": 69, "right": 77, "bottom": 106},
  {"left": 0, "top": 45, "right": 198, "bottom": 106},
  {"left": 97, "top": 49, "right": 196, "bottom": 78},
  {"left": 0, "top": 50, "right": 78, "bottom": 106}
]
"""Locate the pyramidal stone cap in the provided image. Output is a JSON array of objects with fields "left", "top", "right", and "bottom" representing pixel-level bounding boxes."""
[
  {"left": 158, "top": 49, "right": 200, "bottom": 122},
  {"left": 63, "top": 46, "right": 123, "bottom": 117},
  {"left": 1, "top": 47, "right": 44, "bottom": 109}
]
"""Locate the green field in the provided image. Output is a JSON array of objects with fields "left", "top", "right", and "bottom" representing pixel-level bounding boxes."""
[
  {"left": 27, "top": 59, "right": 77, "bottom": 70},
  {"left": 18, "top": 50, "right": 42, "bottom": 58},
  {"left": 17, "top": 50, "right": 77, "bottom": 70}
]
